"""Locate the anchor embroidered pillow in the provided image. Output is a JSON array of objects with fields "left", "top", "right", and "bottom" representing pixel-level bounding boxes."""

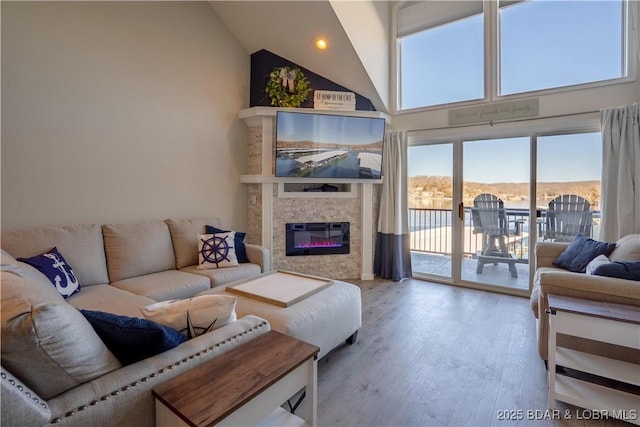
[
  {"left": 197, "top": 232, "right": 238, "bottom": 269},
  {"left": 18, "top": 247, "right": 81, "bottom": 298}
]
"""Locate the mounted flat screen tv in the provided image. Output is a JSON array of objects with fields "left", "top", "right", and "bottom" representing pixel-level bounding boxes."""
[{"left": 275, "top": 111, "right": 385, "bottom": 179}]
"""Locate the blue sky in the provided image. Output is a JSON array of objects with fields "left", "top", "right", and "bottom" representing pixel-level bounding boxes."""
[
  {"left": 277, "top": 111, "right": 385, "bottom": 145},
  {"left": 405, "top": 0, "right": 622, "bottom": 183},
  {"left": 401, "top": 0, "right": 623, "bottom": 107}
]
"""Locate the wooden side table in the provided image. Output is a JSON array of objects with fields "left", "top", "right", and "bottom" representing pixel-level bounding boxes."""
[
  {"left": 547, "top": 294, "right": 640, "bottom": 425},
  {"left": 152, "top": 331, "right": 319, "bottom": 427}
]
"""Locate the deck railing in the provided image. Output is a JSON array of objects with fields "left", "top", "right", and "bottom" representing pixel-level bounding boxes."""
[{"left": 408, "top": 207, "right": 599, "bottom": 262}]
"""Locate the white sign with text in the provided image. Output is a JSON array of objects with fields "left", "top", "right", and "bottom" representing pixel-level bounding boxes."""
[
  {"left": 448, "top": 98, "right": 539, "bottom": 126},
  {"left": 313, "top": 90, "right": 356, "bottom": 111}
]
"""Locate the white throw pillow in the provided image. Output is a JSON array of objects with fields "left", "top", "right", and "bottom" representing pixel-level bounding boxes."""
[
  {"left": 586, "top": 254, "right": 610, "bottom": 275},
  {"left": 197, "top": 232, "right": 238, "bottom": 269},
  {"left": 140, "top": 295, "right": 237, "bottom": 338}
]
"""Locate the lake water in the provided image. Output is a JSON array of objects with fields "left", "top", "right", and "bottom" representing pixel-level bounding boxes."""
[
  {"left": 410, "top": 198, "right": 545, "bottom": 210},
  {"left": 408, "top": 198, "right": 537, "bottom": 233},
  {"left": 275, "top": 151, "right": 381, "bottom": 179}
]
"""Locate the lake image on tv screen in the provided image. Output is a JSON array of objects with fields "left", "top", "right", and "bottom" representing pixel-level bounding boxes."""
[{"left": 275, "top": 112, "right": 385, "bottom": 179}]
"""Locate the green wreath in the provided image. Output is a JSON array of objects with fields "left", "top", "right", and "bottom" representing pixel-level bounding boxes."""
[{"left": 265, "top": 66, "right": 311, "bottom": 108}]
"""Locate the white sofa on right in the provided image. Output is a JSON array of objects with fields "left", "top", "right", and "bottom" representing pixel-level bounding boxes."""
[{"left": 530, "top": 234, "right": 640, "bottom": 363}]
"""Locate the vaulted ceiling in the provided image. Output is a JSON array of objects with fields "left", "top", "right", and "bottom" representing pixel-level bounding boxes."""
[{"left": 209, "top": 1, "right": 392, "bottom": 113}]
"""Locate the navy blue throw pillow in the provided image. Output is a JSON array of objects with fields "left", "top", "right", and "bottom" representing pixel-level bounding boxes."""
[
  {"left": 205, "top": 225, "right": 249, "bottom": 263},
  {"left": 80, "top": 310, "right": 186, "bottom": 366},
  {"left": 592, "top": 261, "right": 640, "bottom": 281},
  {"left": 553, "top": 234, "right": 617, "bottom": 273},
  {"left": 18, "top": 247, "right": 81, "bottom": 298}
]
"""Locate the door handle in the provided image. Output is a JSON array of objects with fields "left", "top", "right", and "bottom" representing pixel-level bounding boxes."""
[{"left": 458, "top": 203, "right": 465, "bottom": 221}]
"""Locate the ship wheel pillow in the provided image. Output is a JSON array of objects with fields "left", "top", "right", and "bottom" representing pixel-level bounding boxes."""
[{"left": 197, "top": 232, "right": 238, "bottom": 269}]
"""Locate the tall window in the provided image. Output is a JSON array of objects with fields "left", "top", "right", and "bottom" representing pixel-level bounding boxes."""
[
  {"left": 398, "top": 2, "right": 484, "bottom": 109},
  {"left": 396, "top": 0, "right": 631, "bottom": 111},
  {"left": 500, "top": 0, "right": 625, "bottom": 95}
]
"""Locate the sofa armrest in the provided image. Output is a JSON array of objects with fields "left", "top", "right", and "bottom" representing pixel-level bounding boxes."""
[
  {"left": 538, "top": 270, "right": 640, "bottom": 300},
  {"left": 244, "top": 243, "right": 270, "bottom": 273},
  {"left": 534, "top": 270, "right": 640, "bottom": 361},
  {"left": 534, "top": 242, "right": 570, "bottom": 269},
  {"left": 1, "top": 366, "right": 51, "bottom": 427}
]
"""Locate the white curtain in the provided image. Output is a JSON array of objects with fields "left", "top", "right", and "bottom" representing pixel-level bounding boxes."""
[
  {"left": 600, "top": 102, "right": 640, "bottom": 241},
  {"left": 374, "top": 130, "right": 412, "bottom": 281}
]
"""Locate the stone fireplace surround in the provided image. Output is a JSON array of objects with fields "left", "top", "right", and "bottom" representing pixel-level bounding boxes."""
[{"left": 239, "top": 107, "right": 389, "bottom": 280}]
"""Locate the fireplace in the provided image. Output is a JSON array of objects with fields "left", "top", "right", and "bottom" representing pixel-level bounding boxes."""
[{"left": 286, "top": 222, "right": 350, "bottom": 256}]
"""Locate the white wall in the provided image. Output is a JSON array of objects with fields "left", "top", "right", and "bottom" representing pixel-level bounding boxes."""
[
  {"left": 330, "top": 0, "right": 390, "bottom": 112},
  {"left": 1, "top": 1, "right": 250, "bottom": 231},
  {"left": 393, "top": 81, "right": 640, "bottom": 132}
]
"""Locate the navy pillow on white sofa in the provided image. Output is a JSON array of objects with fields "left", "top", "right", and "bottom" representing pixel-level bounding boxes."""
[
  {"left": 205, "top": 225, "right": 249, "bottom": 263},
  {"left": 592, "top": 261, "right": 640, "bottom": 281},
  {"left": 80, "top": 310, "right": 186, "bottom": 366},
  {"left": 553, "top": 234, "right": 617, "bottom": 273}
]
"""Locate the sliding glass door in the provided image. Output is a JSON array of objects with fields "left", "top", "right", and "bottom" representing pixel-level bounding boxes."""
[
  {"left": 461, "top": 137, "right": 531, "bottom": 290},
  {"left": 408, "top": 143, "right": 454, "bottom": 280},
  {"left": 409, "top": 128, "right": 601, "bottom": 294},
  {"left": 536, "top": 133, "right": 602, "bottom": 241},
  {"left": 408, "top": 137, "right": 531, "bottom": 291}
]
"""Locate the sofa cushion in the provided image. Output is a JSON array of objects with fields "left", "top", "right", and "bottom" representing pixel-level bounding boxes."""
[
  {"left": 609, "top": 234, "right": 640, "bottom": 262},
  {"left": 68, "top": 284, "right": 156, "bottom": 318},
  {"left": 2, "top": 252, "right": 66, "bottom": 298},
  {"left": 165, "top": 217, "right": 221, "bottom": 269},
  {"left": 205, "top": 225, "right": 250, "bottom": 263},
  {"left": 140, "top": 294, "right": 238, "bottom": 337},
  {"left": 197, "top": 232, "right": 238, "bottom": 269},
  {"left": 592, "top": 261, "right": 640, "bottom": 281},
  {"left": 1, "top": 224, "right": 109, "bottom": 286},
  {"left": 18, "top": 247, "right": 81, "bottom": 298},
  {"left": 1, "top": 271, "right": 121, "bottom": 400},
  {"left": 553, "top": 234, "right": 617, "bottom": 273},
  {"left": 181, "top": 263, "right": 262, "bottom": 287},
  {"left": 103, "top": 221, "right": 176, "bottom": 282},
  {"left": 1, "top": 248, "right": 16, "bottom": 262},
  {"left": 110, "top": 270, "right": 211, "bottom": 301},
  {"left": 80, "top": 310, "right": 186, "bottom": 366}
]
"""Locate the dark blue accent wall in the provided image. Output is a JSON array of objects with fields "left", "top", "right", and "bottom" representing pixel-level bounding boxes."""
[{"left": 250, "top": 49, "right": 376, "bottom": 111}]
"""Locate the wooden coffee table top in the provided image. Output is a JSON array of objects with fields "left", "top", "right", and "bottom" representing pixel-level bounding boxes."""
[{"left": 152, "top": 331, "right": 319, "bottom": 426}]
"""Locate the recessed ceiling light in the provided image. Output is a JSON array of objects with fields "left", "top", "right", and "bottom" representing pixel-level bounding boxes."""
[{"left": 313, "top": 36, "right": 328, "bottom": 50}]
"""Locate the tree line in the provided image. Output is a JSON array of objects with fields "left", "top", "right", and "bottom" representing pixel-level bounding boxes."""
[{"left": 409, "top": 175, "right": 600, "bottom": 207}]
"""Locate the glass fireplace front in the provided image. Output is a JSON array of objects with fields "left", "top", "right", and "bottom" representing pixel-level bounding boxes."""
[{"left": 285, "top": 222, "right": 350, "bottom": 256}]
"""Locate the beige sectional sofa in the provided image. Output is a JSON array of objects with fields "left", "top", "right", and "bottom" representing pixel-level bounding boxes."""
[
  {"left": 1, "top": 217, "right": 271, "bottom": 426},
  {"left": 531, "top": 234, "right": 640, "bottom": 364}
]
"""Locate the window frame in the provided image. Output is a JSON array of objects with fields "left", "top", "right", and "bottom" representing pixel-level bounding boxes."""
[{"left": 393, "top": 0, "right": 637, "bottom": 114}]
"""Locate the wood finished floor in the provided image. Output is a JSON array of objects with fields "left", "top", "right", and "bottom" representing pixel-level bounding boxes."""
[{"left": 316, "top": 278, "right": 632, "bottom": 427}]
